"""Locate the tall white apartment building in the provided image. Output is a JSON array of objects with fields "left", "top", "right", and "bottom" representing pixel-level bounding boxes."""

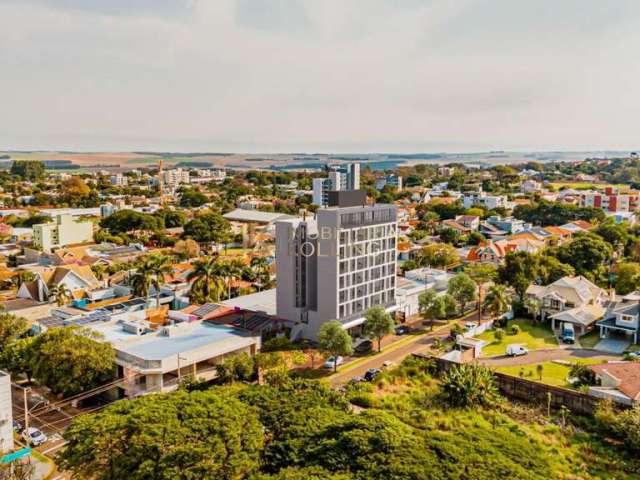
[
  {"left": 0, "top": 372, "right": 13, "bottom": 452},
  {"left": 312, "top": 163, "right": 360, "bottom": 206},
  {"left": 276, "top": 198, "right": 397, "bottom": 340},
  {"left": 162, "top": 168, "right": 191, "bottom": 187}
]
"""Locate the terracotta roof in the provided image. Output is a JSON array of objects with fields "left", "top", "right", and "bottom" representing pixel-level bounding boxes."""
[
  {"left": 572, "top": 220, "right": 595, "bottom": 230},
  {"left": 397, "top": 241, "right": 411, "bottom": 253},
  {"left": 543, "top": 226, "right": 573, "bottom": 236},
  {"left": 442, "top": 219, "right": 469, "bottom": 232},
  {"left": 590, "top": 362, "right": 640, "bottom": 401}
]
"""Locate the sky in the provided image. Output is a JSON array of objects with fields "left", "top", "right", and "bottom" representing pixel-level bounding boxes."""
[{"left": 1, "top": 0, "right": 640, "bottom": 153}]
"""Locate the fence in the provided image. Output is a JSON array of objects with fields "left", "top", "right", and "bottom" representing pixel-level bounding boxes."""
[{"left": 418, "top": 353, "right": 603, "bottom": 415}]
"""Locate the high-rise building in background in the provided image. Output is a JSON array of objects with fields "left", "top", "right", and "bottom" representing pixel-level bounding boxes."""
[
  {"left": 312, "top": 163, "right": 360, "bottom": 206},
  {"left": 276, "top": 192, "right": 397, "bottom": 340}
]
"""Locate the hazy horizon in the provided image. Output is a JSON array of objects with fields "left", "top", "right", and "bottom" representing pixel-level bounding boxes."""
[{"left": 2, "top": 0, "right": 640, "bottom": 152}]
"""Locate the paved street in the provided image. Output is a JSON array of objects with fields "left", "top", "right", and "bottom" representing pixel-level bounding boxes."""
[
  {"left": 478, "top": 348, "right": 621, "bottom": 367},
  {"left": 328, "top": 312, "right": 480, "bottom": 385}
]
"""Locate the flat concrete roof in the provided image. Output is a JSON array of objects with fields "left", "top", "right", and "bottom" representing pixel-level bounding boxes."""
[
  {"left": 223, "top": 208, "right": 295, "bottom": 224},
  {"left": 219, "top": 289, "right": 277, "bottom": 316}
]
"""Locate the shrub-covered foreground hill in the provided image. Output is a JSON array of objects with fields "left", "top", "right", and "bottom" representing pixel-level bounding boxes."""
[{"left": 60, "top": 358, "right": 640, "bottom": 480}]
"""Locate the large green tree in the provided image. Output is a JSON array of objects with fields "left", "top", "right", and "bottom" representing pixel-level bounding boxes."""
[
  {"left": 183, "top": 212, "right": 232, "bottom": 246},
  {"left": 60, "top": 390, "right": 264, "bottom": 480},
  {"left": 363, "top": 306, "right": 395, "bottom": 352},
  {"left": 447, "top": 273, "right": 477, "bottom": 316},
  {"left": 317, "top": 321, "right": 353, "bottom": 372},
  {"left": 556, "top": 232, "right": 613, "bottom": 283},
  {"left": 29, "top": 327, "right": 115, "bottom": 397}
]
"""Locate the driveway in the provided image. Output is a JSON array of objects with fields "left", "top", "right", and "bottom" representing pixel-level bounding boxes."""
[
  {"left": 594, "top": 338, "right": 630, "bottom": 354},
  {"left": 479, "top": 348, "right": 621, "bottom": 367}
]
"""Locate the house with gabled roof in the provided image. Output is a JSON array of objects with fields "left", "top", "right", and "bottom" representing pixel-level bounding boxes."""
[
  {"left": 588, "top": 362, "right": 640, "bottom": 406},
  {"left": 525, "top": 276, "right": 607, "bottom": 335},
  {"left": 16, "top": 264, "right": 101, "bottom": 303}
]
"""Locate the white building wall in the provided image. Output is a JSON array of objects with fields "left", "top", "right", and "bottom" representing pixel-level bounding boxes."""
[{"left": 0, "top": 372, "right": 14, "bottom": 452}]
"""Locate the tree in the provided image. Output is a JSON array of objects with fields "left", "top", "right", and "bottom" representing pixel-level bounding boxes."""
[
  {"left": 100, "top": 209, "right": 162, "bottom": 235},
  {"left": 91, "top": 263, "right": 107, "bottom": 281},
  {"left": 187, "top": 256, "right": 226, "bottom": 303},
  {"left": 0, "top": 336, "right": 35, "bottom": 381},
  {"left": 363, "top": 306, "right": 395, "bottom": 352},
  {"left": 569, "top": 363, "right": 597, "bottom": 387},
  {"left": 441, "top": 293, "right": 458, "bottom": 319},
  {"left": 615, "top": 262, "right": 640, "bottom": 294},
  {"left": 62, "top": 176, "right": 91, "bottom": 197},
  {"left": 183, "top": 212, "right": 232, "bottom": 246},
  {"left": 251, "top": 256, "right": 274, "bottom": 291},
  {"left": 148, "top": 254, "right": 173, "bottom": 306},
  {"left": 525, "top": 297, "right": 542, "bottom": 323},
  {"left": 130, "top": 256, "right": 154, "bottom": 300},
  {"left": 465, "top": 263, "right": 498, "bottom": 322},
  {"left": 29, "top": 327, "right": 115, "bottom": 397},
  {"left": 179, "top": 188, "right": 209, "bottom": 208},
  {"left": 440, "top": 364, "right": 499, "bottom": 408},
  {"left": 438, "top": 227, "right": 461, "bottom": 245},
  {"left": 155, "top": 209, "right": 187, "bottom": 228},
  {"left": 484, "top": 285, "right": 510, "bottom": 319},
  {"left": 0, "top": 311, "right": 29, "bottom": 347},
  {"left": 11, "top": 270, "right": 35, "bottom": 289},
  {"left": 419, "top": 289, "right": 442, "bottom": 330},
  {"left": 447, "top": 273, "right": 477, "bottom": 316},
  {"left": 556, "top": 232, "right": 613, "bottom": 283},
  {"left": 60, "top": 390, "right": 264, "bottom": 480},
  {"left": 418, "top": 243, "right": 459, "bottom": 269},
  {"left": 317, "top": 321, "right": 353, "bottom": 372},
  {"left": 10, "top": 160, "right": 44, "bottom": 181},
  {"left": 215, "top": 352, "right": 256, "bottom": 383},
  {"left": 173, "top": 238, "right": 200, "bottom": 260},
  {"left": 48, "top": 284, "right": 72, "bottom": 306}
]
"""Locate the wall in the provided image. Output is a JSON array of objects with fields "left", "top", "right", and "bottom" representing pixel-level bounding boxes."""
[{"left": 422, "top": 354, "right": 605, "bottom": 415}]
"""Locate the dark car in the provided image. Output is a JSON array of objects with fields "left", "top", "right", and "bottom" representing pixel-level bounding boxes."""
[
  {"left": 364, "top": 368, "right": 381, "bottom": 382},
  {"left": 395, "top": 324, "right": 410, "bottom": 335},
  {"left": 354, "top": 340, "right": 373, "bottom": 354}
]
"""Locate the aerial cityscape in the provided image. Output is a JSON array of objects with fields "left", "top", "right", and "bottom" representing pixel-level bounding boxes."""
[{"left": 2, "top": 1, "right": 640, "bottom": 479}]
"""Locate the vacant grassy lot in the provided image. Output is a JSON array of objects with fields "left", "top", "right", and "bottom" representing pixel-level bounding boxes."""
[
  {"left": 495, "top": 358, "right": 604, "bottom": 388},
  {"left": 477, "top": 318, "right": 558, "bottom": 356},
  {"left": 550, "top": 182, "right": 627, "bottom": 191}
]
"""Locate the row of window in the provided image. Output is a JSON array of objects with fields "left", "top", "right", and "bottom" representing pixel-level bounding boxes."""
[
  {"left": 339, "top": 251, "right": 396, "bottom": 274},
  {"left": 338, "top": 289, "right": 395, "bottom": 319},
  {"left": 339, "top": 277, "right": 395, "bottom": 303},
  {"left": 338, "top": 238, "right": 396, "bottom": 258},
  {"left": 339, "top": 223, "right": 396, "bottom": 245},
  {"left": 339, "top": 264, "right": 395, "bottom": 287}
]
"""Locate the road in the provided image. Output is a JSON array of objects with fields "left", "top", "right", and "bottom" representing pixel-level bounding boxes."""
[
  {"left": 478, "top": 348, "right": 621, "bottom": 367},
  {"left": 328, "top": 312, "right": 479, "bottom": 385}
]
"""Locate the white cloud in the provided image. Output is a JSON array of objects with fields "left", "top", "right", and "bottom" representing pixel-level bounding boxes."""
[{"left": 1, "top": 0, "right": 640, "bottom": 152}]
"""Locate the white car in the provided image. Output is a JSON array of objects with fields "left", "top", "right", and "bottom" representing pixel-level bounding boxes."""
[
  {"left": 323, "top": 356, "right": 344, "bottom": 369},
  {"left": 22, "top": 427, "right": 47, "bottom": 446},
  {"left": 506, "top": 344, "right": 529, "bottom": 357}
]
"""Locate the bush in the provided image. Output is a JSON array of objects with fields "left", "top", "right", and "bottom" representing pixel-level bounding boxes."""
[
  {"left": 510, "top": 324, "right": 521, "bottom": 335},
  {"left": 569, "top": 363, "right": 597, "bottom": 387},
  {"left": 595, "top": 400, "right": 640, "bottom": 452},
  {"left": 450, "top": 324, "right": 464, "bottom": 339},
  {"left": 494, "top": 328, "right": 505, "bottom": 342},
  {"left": 440, "top": 364, "right": 499, "bottom": 408}
]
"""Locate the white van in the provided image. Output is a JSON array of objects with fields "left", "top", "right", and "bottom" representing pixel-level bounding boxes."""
[{"left": 506, "top": 344, "right": 529, "bottom": 356}]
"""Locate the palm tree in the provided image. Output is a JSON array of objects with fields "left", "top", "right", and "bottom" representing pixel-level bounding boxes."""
[
  {"left": 91, "top": 264, "right": 107, "bottom": 282},
  {"left": 48, "top": 284, "right": 72, "bottom": 306},
  {"left": 130, "top": 256, "right": 154, "bottom": 301},
  {"left": 149, "top": 255, "right": 173, "bottom": 307},
  {"left": 250, "top": 256, "right": 273, "bottom": 291},
  {"left": 222, "top": 258, "right": 249, "bottom": 300},
  {"left": 484, "top": 285, "right": 511, "bottom": 319},
  {"left": 187, "top": 256, "right": 225, "bottom": 303}
]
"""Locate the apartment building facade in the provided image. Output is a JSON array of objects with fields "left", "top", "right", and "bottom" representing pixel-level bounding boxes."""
[
  {"left": 33, "top": 214, "right": 94, "bottom": 253},
  {"left": 162, "top": 168, "right": 191, "bottom": 187},
  {"left": 580, "top": 187, "right": 640, "bottom": 213},
  {"left": 312, "top": 163, "right": 360, "bottom": 206},
  {"left": 375, "top": 174, "right": 403, "bottom": 191},
  {"left": 276, "top": 201, "right": 397, "bottom": 340}
]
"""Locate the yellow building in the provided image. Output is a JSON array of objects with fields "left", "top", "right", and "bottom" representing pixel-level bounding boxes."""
[{"left": 33, "top": 214, "right": 94, "bottom": 253}]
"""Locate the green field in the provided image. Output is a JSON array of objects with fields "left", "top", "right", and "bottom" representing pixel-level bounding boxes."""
[
  {"left": 550, "top": 182, "right": 628, "bottom": 190},
  {"left": 495, "top": 358, "right": 604, "bottom": 387},
  {"left": 477, "top": 318, "right": 558, "bottom": 356}
]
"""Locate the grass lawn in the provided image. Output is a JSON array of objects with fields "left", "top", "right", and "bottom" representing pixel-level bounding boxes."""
[
  {"left": 476, "top": 318, "right": 558, "bottom": 357},
  {"left": 549, "top": 182, "right": 627, "bottom": 190},
  {"left": 495, "top": 358, "right": 604, "bottom": 388},
  {"left": 579, "top": 329, "right": 601, "bottom": 349}
]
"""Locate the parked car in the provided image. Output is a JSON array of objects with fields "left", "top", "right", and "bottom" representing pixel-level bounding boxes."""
[
  {"left": 627, "top": 351, "right": 640, "bottom": 359},
  {"left": 395, "top": 325, "right": 410, "bottom": 335},
  {"left": 350, "top": 376, "right": 365, "bottom": 384},
  {"left": 22, "top": 427, "right": 47, "bottom": 446},
  {"left": 354, "top": 340, "right": 373, "bottom": 354},
  {"left": 465, "top": 322, "right": 478, "bottom": 331},
  {"left": 382, "top": 360, "right": 396, "bottom": 369},
  {"left": 323, "top": 356, "right": 344, "bottom": 369},
  {"left": 561, "top": 324, "right": 575, "bottom": 344},
  {"left": 506, "top": 344, "right": 529, "bottom": 356},
  {"left": 364, "top": 368, "right": 381, "bottom": 382}
]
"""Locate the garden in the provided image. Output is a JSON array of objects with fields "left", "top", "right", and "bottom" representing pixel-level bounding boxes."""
[
  {"left": 494, "top": 358, "right": 604, "bottom": 388},
  {"left": 476, "top": 318, "right": 559, "bottom": 356}
]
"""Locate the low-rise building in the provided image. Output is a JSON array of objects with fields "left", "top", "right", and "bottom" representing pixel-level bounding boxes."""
[
  {"left": 588, "top": 362, "right": 640, "bottom": 406},
  {"left": 33, "top": 214, "right": 94, "bottom": 253}
]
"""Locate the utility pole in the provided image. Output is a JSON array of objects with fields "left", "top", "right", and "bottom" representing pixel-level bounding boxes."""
[{"left": 23, "top": 387, "right": 29, "bottom": 432}]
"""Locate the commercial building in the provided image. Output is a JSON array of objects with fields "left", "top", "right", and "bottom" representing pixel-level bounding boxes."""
[
  {"left": 33, "top": 214, "right": 94, "bottom": 253},
  {"left": 276, "top": 194, "right": 397, "bottom": 340},
  {"left": 375, "top": 174, "right": 403, "bottom": 191},
  {"left": 0, "top": 371, "right": 13, "bottom": 453},
  {"left": 312, "top": 163, "right": 360, "bottom": 206}
]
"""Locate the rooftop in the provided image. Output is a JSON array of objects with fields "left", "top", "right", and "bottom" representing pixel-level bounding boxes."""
[{"left": 219, "top": 288, "right": 277, "bottom": 316}]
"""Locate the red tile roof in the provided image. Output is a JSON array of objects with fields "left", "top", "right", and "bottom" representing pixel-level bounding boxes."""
[{"left": 590, "top": 362, "right": 640, "bottom": 401}]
